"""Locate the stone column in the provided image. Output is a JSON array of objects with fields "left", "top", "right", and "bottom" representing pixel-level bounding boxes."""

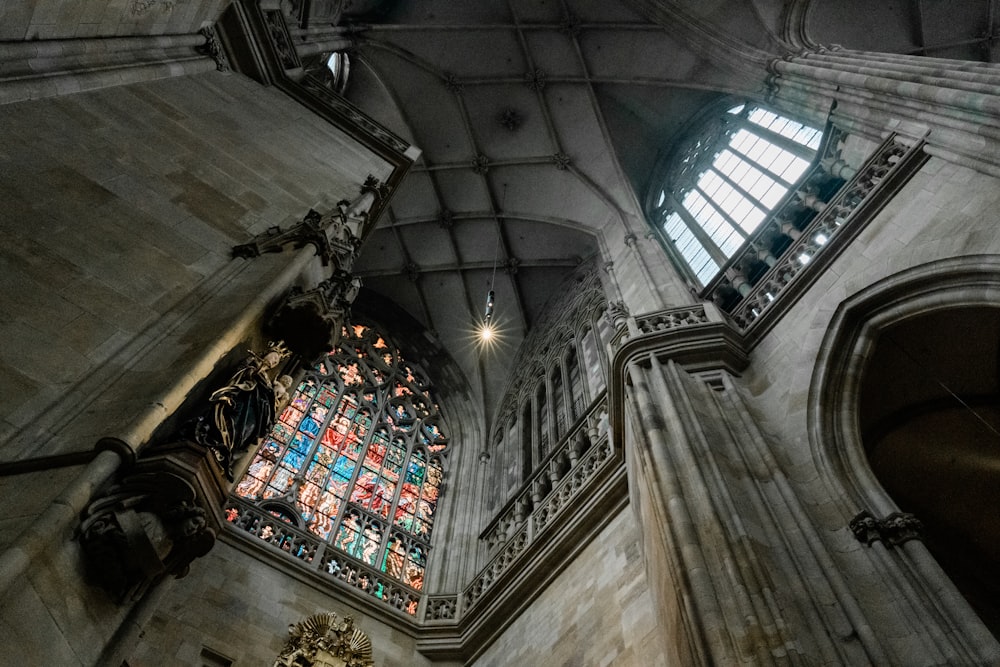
[
  {"left": 624, "top": 347, "right": 1000, "bottom": 665},
  {"left": 769, "top": 47, "right": 1000, "bottom": 177},
  {"left": 293, "top": 36, "right": 353, "bottom": 58},
  {"left": 626, "top": 356, "right": 882, "bottom": 665},
  {"left": 0, "top": 31, "right": 222, "bottom": 106}
]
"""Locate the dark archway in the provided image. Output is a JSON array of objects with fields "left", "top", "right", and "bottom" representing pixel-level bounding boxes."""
[
  {"left": 859, "top": 307, "right": 1000, "bottom": 636},
  {"left": 808, "top": 256, "right": 1000, "bottom": 658}
]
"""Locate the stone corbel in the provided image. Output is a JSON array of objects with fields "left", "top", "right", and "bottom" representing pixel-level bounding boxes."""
[
  {"left": 78, "top": 439, "right": 226, "bottom": 602},
  {"left": 268, "top": 268, "right": 360, "bottom": 361}
]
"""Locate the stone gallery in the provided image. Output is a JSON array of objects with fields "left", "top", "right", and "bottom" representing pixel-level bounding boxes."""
[{"left": 1, "top": 0, "right": 999, "bottom": 664}]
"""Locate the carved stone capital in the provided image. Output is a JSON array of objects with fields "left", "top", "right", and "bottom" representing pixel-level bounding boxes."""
[
  {"left": 849, "top": 510, "right": 882, "bottom": 546},
  {"left": 198, "top": 26, "right": 230, "bottom": 72},
  {"left": 606, "top": 300, "right": 630, "bottom": 331},
  {"left": 849, "top": 510, "right": 924, "bottom": 548},
  {"left": 882, "top": 512, "right": 923, "bottom": 546}
]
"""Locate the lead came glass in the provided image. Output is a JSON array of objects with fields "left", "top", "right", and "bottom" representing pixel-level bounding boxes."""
[{"left": 232, "top": 322, "right": 450, "bottom": 596}]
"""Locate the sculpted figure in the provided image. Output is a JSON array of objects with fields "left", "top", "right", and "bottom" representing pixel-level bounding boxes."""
[{"left": 193, "top": 342, "right": 290, "bottom": 480}]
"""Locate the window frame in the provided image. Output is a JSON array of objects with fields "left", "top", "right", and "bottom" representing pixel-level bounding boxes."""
[{"left": 646, "top": 99, "right": 825, "bottom": 289}]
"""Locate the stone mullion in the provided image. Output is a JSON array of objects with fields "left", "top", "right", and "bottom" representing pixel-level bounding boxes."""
[
  {"left": 737, "top": 116, "right": 815, "bottom": 162},
  {"left": 558, "top": 355, "right": 572, "bottom": 426},
  {"left": 543, "top": 370, "right": 556, "bottom": 451},
  {"left": 708, "top": 166, "right": 775, "bottom": 217},
  {"left": 666, "top": 193, "right": 731, "bottom": 267},
  {"left": 692, "top": 185, "right": 751, "bottom": 240},
  {"left": 725, "top": 139, "right": 797, "bottom": 188},
  {"left": 574, "top": 335, "right": 591, "bottom": 408}
]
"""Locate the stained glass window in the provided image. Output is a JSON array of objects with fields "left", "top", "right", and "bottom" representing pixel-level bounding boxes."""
[
  {"left": 232, "top": 322, "right": 448, "bottom": 595},
  {"left": 650, "top": 103, "right": 822, "bottom": 286}
]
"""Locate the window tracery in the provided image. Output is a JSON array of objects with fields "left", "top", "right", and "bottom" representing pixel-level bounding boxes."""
[
  {"left": 230, "top": 322, "right": 448, "bottom": 595},
  {"left": 649, "top": 102, "right": 823, "bottom": 286}
]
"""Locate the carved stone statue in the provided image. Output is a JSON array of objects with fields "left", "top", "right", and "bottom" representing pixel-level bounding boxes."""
[
  {"left": 190, "top": 341, "right": 290, "bottom": 480},
  {"left": 274, "top": 612, "right": 375, "bottom": 667}
]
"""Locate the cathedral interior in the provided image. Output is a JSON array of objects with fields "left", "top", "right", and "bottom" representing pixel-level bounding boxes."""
[{"left": 2, "top": 0, "right": 1000, "bottom": 665}]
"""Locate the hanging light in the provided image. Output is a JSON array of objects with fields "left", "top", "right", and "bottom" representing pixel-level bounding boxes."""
[{"left": 479, "top": 186, "right": 504, "bottom": 342}]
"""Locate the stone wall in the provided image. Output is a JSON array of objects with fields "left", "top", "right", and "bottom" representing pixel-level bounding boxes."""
[
  {"left": 128, "top": 539, "right": 459, "bottom": 667},
  {"left": 735, "top": 157, "right": 1000, "bottom": 658},
  {"left": 472, "top": 506, "right": 666, "bottom": 667},
  {"left": 0, "top": 70, "right": 391, "bottom": 461},
  {"left": 0, "top": 0, "right": 225, "bottom": 40}
]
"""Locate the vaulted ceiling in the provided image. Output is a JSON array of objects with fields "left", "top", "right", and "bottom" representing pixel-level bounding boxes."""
[{"left": 337, "top": 0, "right": 1000, "bottom": 428}]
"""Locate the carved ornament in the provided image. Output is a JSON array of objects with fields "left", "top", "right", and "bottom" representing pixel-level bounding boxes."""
[
  {"left": 849, "top": 509, "right": 924, "bottom": 548},
  {"left": 274, "top": 612, "right": 375, "bottom": 667}
]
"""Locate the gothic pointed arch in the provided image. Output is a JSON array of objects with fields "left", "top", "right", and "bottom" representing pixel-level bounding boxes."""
[
  {"left": 228, "top": 320, "right": 451, "bottom": 613},
  {"left": 809, "top": 255, "right": 1000, "bottom": 646}
]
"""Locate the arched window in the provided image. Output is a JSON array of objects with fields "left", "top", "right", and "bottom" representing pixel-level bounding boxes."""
[
  {"left": 536, "top": 382, "right": 549, "bottom": 460},
  {"left": 650, "top": 103, "right": 822, "bottom": 286},
  {"left": 325, "top": 52, "right": 350, "bottom": 94},
  {"left": 231, "top": 322, "right": 448, "bottom": 599},
  {"left": 551, "top": 365, "right": 565, "bottom": 438}
]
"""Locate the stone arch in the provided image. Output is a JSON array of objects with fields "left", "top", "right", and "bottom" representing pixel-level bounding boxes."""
[
  {"left": 808, "top": 254, "right": 1000, "bottom": 646},
  {"left": 810, "top": 255, "right": 1000, "bottom": 512}
]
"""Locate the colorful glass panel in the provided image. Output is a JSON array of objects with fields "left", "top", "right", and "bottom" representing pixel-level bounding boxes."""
[{"left": 231, "top": 321, "right": 451, "bottom": 594}]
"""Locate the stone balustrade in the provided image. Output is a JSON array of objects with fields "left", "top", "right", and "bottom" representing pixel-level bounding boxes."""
[
  {"left": 479, "top": 395, "right": 609, "bottom": 556},
  {"left": 224, "top": 498, "right": 421, "bottom": 617},
  {"left": 705, "top": 132, "right": 927, "bottom": 331},
  {"left": 461, "top": 398, "right": 615, "bottom": 615}
]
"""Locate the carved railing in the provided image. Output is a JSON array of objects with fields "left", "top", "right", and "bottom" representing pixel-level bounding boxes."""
[
  {"left": 224, "top": 498, "right": 421, "bottom": 617},
  {"left": 424, "top": 595, "right": 459, "bottom": 622},
  {"left": 478, "top": 395, "right": 609, "bottom": 556},
  {"left": 703, "top": 133, "right": 928, "bottom": 333},
  {"left": 462, "top": 396, "right": 615, "bottom": 614},
  {"left": 608, "top": 302, "right": 733, "bottom": 356}
]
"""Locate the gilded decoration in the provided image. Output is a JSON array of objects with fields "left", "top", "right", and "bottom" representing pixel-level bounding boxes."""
[{"left": 274, "top": 612, "right": 375, "bottom": 667}]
